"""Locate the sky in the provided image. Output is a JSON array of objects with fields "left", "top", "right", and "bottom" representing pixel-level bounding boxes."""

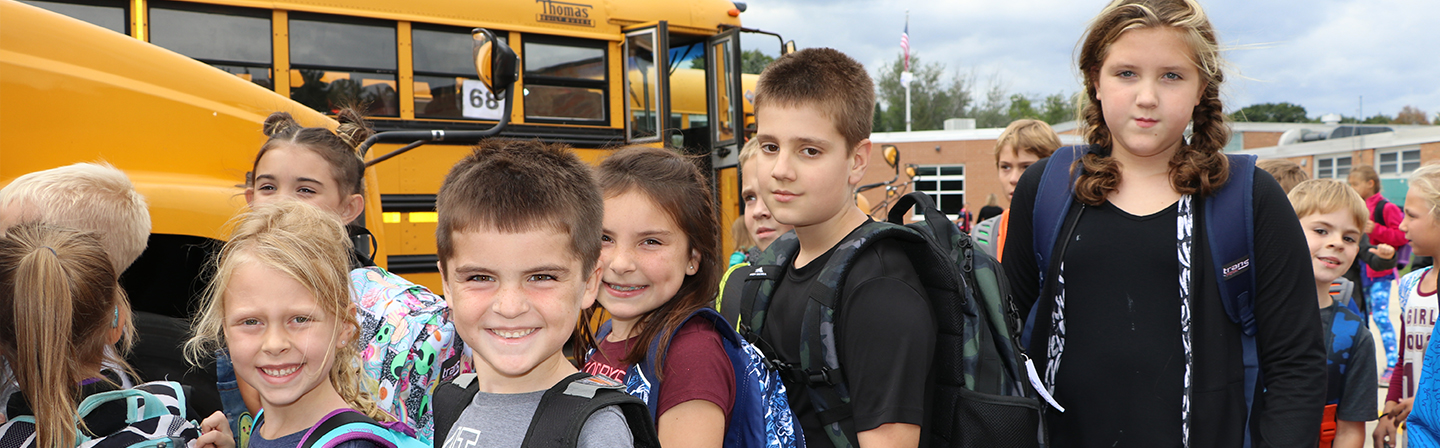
[{"left": 738, "top": 0, "right": 1440, "bottom": 122}]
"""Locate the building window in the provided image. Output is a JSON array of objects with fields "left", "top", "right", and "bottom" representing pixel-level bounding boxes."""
[
  {"left": 912, "top": 165, "right": 966, "bottom": 219},
  {"left": 148, "top": 2, "right": 272, "bottom": 89},
  {"left": 523, "top": 35, "right": 607, "bottom": 124},
  {"left": 1378, "top": 148, "right": 1421, "bottom": 176},
  {"left": 288, "top": 13, "right": 398, "bottom": 117},
  {"left": 413, "top": 24, "right": 505, "bottom": 120},
  {"left": 1316, "top": 155, "right": 1352, "bottom": 179},
  {"left": 21, "top": 0, "right": 127, "bottom": 34}
]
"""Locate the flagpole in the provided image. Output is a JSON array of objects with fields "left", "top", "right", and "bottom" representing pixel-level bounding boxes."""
[{"left": 904, "top": 10, "right": 911, "bottom": 132}]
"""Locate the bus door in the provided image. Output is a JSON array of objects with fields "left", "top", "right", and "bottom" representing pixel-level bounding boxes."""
[
  {"left": 707, "top": 27, "right": 743, "bottom": 161},
  {"left": 622, "top": 21, "right": 670, "bottom": 146}
]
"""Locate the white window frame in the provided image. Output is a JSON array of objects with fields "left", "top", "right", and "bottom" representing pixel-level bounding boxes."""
[
  {"left": 910, "top": 164, "right": 966, "bottom": 220},
  {"left": 1315, "top": 154, "right": 1352, "bottom": 179},
  {"left": 1376, "top": 145, "right": 1422, "bottom": 178}
]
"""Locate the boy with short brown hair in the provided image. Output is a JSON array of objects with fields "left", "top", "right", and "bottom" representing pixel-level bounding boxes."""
[
  {"left": 432, "top": 139, "right": 646, "bottom": 448},
  {"left": 974, "top": 119, "right": 1062, "bottom": 260},
  {"left": 747, "top": 48, "right": 933, "bottom": 448}
]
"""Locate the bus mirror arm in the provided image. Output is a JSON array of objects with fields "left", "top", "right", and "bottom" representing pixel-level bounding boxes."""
[{"left": 360, "top": 90, "right": 515, "bottom": 167}]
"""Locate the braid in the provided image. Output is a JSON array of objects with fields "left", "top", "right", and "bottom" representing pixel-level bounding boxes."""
[
  {"left": 1074, "top": 93, "right": 1122, "bottom": 206},
  {"left": 1169, "top": 87, "right": 1230, "bottom": 196}
]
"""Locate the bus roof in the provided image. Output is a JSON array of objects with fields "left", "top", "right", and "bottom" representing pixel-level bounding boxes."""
[{"left": 207, "top": 0, "right": 744, "bottom": 40}]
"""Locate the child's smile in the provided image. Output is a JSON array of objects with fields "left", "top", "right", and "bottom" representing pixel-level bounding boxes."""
[{"left": 599, "top": 191, "right": 699, "bottom": 338}]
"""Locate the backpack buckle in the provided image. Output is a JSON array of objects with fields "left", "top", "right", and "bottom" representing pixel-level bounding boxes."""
[{"left": 807, "top": 366, "right": 839, "bottom": 386}]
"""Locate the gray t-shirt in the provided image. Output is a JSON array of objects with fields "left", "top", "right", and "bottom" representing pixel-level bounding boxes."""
[{"left": 442, "top": 389, "right": 633, "bottom": 448}]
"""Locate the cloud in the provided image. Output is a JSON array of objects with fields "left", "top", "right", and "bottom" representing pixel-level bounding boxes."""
[{"left": 742, "top": 0, "right": 1440, "bottom": 119}]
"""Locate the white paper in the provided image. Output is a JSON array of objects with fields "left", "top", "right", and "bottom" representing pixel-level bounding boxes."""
[
  {"left": 1026, "top": 357, "right": 1065, "bottom": 412},
  {"left": 461, "top": 79, "right": 505, "bottom": 120}
]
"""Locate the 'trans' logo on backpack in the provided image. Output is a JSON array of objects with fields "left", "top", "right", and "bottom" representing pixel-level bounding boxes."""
[{"left": 1223, "top": 256, "right": 1251, "bottom": 279}]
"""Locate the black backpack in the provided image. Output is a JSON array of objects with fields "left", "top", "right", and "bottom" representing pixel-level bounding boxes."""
[
  {"left": 431, "top": 372, "right": 659, "bottom": 448},
  {"left": 730, "top": 192, "right": 1045, "bottom": 447}
]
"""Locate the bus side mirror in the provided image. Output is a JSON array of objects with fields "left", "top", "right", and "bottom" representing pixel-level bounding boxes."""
[
  {"left": 882, "top": 144, "right": 900, "bottom": 168},
  {"left": 782, "top": 40, "right": 797, "bottom": 55},
  {"left": 472, "top": 28, "right": 518, "bottom": 97}
]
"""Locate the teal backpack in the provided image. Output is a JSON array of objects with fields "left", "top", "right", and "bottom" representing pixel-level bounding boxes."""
[
  {"left": 0, "top": 381, "right": 199, "bottom": 448},
  {"left": 733, "top": 192, "right": 1045, "bottom": 447}
]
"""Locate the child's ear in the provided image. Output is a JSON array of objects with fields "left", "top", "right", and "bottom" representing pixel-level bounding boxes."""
[
  {"left": 581, "top": 264, "right": 602, "bottom": 309},
  {"left": 339, "top": 303, "right": 358, "bottom": 347},
  {"left": 848, "top": 139, "right": 872, "bottom": 186},
  {"left": 244, "top": 187, "right": 255, "bottom": 205},
  {"left": 686, "top": 248, "right": 701, "bottom": 276},
  {"left": 340, "top": 194, "right": 365, "bottom": 224},
  {"left": 105, "top": 305, "right": 129, "bottom": 345}
]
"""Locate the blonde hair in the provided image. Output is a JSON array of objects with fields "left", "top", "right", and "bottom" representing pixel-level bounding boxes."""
[
  {"left": 993, "top": 119, "right": 1062, "bottom": 163},
  {"left": 1256, "top": 159, "right": 1309, "bottom": 194},
  {"left": 1288, "top": 179, "right": 1372, "bottom": 234},
  {"left": 0, "top": 163, "right": 151, "bottom": 273},
  {"left": 736, "top": 138, "right": 762, "bottom": 166},
  {"left": 0, "top": 224, "right": 134, "bottom": 448},
  {"left": 732, "top": 216, "right": 756, "bottom": 253},
  {"left": 1407, "top": 164, "right": 1440, "bottom": 220},
  {"left": 185, "top": 201, "right": 390, "bottom": 422},
  {"left": 1073, "top": 0, "right": 1231, "bottom": 205}
]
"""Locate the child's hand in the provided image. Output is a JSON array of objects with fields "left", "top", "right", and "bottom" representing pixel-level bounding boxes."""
[
  {"left": 1397, "top": 397, "right": 1414, "bottom": 422},
  {"left": 197, "top": 411, "right": 235, "bottom": 448},
  {"left": 1372, "top": 244, "right": 1397, "bottom": 260}
]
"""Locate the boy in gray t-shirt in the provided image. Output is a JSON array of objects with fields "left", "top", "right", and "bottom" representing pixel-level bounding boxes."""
[{"left": 431, "top": 140, "right": 635, "bottom": 447}]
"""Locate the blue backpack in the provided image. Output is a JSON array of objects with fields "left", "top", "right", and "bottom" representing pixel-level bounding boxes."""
[
  {"left": 1024, "top": 145, "right": 1260, "bottom": 446},
  {"left": 594, "top": 308, "right": 804, "bottom": 448}
]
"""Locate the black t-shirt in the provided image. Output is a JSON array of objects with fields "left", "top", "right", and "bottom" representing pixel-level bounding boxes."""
[
  {"left": 761, "top": 222, "right": 934, "bottom": 448},
  {"left": 1004, "top": 156, "right": 1326, "bottom": 447},
  {"left": 1052, "top": 201, "right": 1185, "bottom": 447}
]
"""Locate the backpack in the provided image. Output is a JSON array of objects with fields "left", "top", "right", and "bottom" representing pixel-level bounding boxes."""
[
  {"left": 973, "top": 213, "right": 1003, "bottom": 259},
  {"left": 248, "top": 409, "right": 428, "bottom": 448},
  {"left": 1025, "top": 145, "right": 1261, "bottom": 446},
  {"left": 592, "top": 308, "right": 804, "bottom": 448},
  {"left": 430, "top": 372, "right": 660, "bottom": 448},
  {"left": 0, "top": 381, "right": 200, "bottom": 448},
  {"left": 351, "top": 266, "right": 472, "bottom": 444},
  {"left": 733, "top": 192, "right": 1044, "bottom": 447}
]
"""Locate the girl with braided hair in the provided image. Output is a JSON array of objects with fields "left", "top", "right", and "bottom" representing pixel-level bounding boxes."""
[{"left": 1002, "top": 0, "right": 1326, "bottom": 445}]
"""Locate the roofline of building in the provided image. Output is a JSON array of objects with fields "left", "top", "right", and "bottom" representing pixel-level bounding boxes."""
[
  {"left": 871, "top": 128, "right": 1086, "bottom": 145},
  {"left": 1240, "top": 126, "right": 1440, "bottom": 158}
]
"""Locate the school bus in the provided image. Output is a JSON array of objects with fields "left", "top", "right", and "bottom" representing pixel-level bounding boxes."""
[{"left": 8, "top": 0, "right": 785, "bottom": 290}]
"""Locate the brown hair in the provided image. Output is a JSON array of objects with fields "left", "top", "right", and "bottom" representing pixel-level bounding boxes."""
[
  {"left": 1256, "top": 158, "right": 1309, "bottom": 194},
  {"left": 1349, "top": 165, "right": 1380, "bottom": 196},
  {"left": 1288, "top": 179, "right": 1372, "bottom": 234},
  {"left": 186, "top": 201, "right": 389, "bottom": 422},
  {"left": 1073, "top": 0, "right": 1231, "bottom": 205},
  {"left": 250, "top": 110, "right": 373, "bottom": 196},
  {"left": 0, "top": 224, "right": 134, "bottom": 448},
  {"left": 435, "top": 139, "right": 603, "bottom": 277},
  {"left": 754, "top": 48, "right": 875, "bottom": 151},
  {"left": 994, "top": 119, "right": 1063, "bottom": 164},
  {"left": 580, "top": 146, "right": 722, "bottom": 368}
]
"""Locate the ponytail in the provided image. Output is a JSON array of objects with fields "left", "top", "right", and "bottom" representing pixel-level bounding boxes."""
[{"left": 0, "top": 225, "right": 125, "bottom": 448}]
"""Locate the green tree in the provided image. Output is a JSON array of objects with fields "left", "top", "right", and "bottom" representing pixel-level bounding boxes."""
[
  {"left": 741, "top": 49, "right": 775, "bottom": 75},
  {"left": 1007, "top": 94, "right": 1039, "bottom": 121},
  {"left": 1362, "top": 114, "right": 1394, "bottom": 125},
  {"left": 1039, "top": 93, "right": 1076, "bottom": 125},
  {"left": 874, "top": 53, "right": 973, "bottom": 131},
  {"left": 970, "top": 81, "right": 1010, "bottom": 128},
  {"left": 1230, "top": 102, "right": 1309, "bottom": 122}
]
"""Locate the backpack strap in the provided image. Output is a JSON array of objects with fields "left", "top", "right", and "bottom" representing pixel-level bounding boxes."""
[
  {"left": 1374, "top": 197, "right": 1389, "bottom": 227},
  {"left": 716, "top": 262, "right": 757, "bottom": 330},
  {"left": 1205, "top": 153, "right": 1260, "bottom": 448},
  {"left": 520, "top": 372, "right": 659, "bottom": 448},
  {"left": 736, "top": 231, "right": 797, "bottom": 353},
  {"left": 1023, "top": 145, "right": 1089, "bottom": 349},
  {"left": 432, "top": 373, "right": 480, "bottom": 448},
  {"left": 299, "top": 409, "right": 419, "bottom": 448}
]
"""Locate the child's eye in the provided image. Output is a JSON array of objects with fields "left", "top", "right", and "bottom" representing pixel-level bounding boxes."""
[
  {"left": 465, "top": 274, "right": 495, "bottom": 282},
  {"left": 743, "top": 193, "right": 757, "bottom": 203},
  {"left": 1117, "top": 70, "right": 1136, "bottom": 78},
  {"left": 1313, "top": 228, "right": 1328, "bottom": 236},
  {"left": 800, "top": 147, "right": 821, "bottom": 157},
  {"left": 1018, "top": 162, "right": 1034, "bottom": 171},
  {"left": 257, "top": 184, "right": 276, "bottom": 192},
  {"left": 298, "top": 187, "right": 317, "bottom": 195},
  {"left": 292, "top": 315, "right": 312, "bottom": 324},
  {"left": 760, "top": 143, "right": 779, "bottom": 153},
  {"left": 600, "top": 234, "right": 614, "bottom": 245},
  {"left": 1163, "top": 72, "right": 1183, "bottom": 80},
  {"left": 240, "top": 318, "right": 261, "bottom": 326},
  {"left": 1343, "top": 236, "right": 1358, "bottom": 244},
  {"left": 642, "top": 238, "right": 663, "bottom": 246},
  {"left": 528, "top": 274, "right": 557, "bottom": 282}
]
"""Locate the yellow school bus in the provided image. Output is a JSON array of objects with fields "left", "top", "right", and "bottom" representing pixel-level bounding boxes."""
[{"left": 10, "top": 0, "right": 785, "bottom": 290}]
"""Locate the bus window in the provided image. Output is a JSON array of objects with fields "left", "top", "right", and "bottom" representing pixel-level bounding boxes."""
[
  {"left": 413, "top": 24, "right": 504, "bottom": 120},
  {"left": 19, "top": 0, "right": 126, "bottom": 34},
  {"left": 522, "top": 36, "right": 606, "bottom": 124},
  {"left": 288, "top": 13, "right": 399, "bottom": 117},
  {"left": 148, "top": 2, "right": 272, "bottom": 89},
  {"left": 624, "top": 28, "right": 663, "bottom": 141}
]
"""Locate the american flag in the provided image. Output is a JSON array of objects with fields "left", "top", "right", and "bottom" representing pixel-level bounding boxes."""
[{"left": 900, "top": 21, "right": 910, "bottom": 71}]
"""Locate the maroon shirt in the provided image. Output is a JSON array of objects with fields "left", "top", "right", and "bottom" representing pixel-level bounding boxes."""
[{"left": 584, "top": 319, "right": 736, "bottom": 418}]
